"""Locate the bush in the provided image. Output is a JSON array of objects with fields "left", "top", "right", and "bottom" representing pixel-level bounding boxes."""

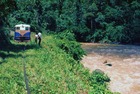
[
  {"left": 55, "top": 38, "right": 85, "bottom": 62},
  {"left": 90, "top": 69, "right": 110, "bottom": 84},
  {"left": 89, "top": 69, "right": 112, "bottom": 94},
  {"left": 55, "top": 30, "right": 76, "bottom": 41},
  {"left": 53, "top": 30, "right": 85, "bottom": 61}
]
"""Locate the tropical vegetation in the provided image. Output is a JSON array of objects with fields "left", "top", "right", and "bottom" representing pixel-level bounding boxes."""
[{"left": 0, "top": 0, "right": 140, "bottom": 43}]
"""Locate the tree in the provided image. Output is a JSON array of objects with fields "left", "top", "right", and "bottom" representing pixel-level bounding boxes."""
[
  {"left": 2, "top": 0, "right": 140, "bottom": 44},
  {"left": 0, "top": 0, "right": 16, "bottom": 46}
]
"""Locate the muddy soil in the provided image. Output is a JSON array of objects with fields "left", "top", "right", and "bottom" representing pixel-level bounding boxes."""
[{"left": 81, "top": 43, "right": 140, "bottom": 94}]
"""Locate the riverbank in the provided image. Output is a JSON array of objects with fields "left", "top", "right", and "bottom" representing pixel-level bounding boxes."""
[{"left": 81, "top": 43, "right": 140, "bottom": 94}]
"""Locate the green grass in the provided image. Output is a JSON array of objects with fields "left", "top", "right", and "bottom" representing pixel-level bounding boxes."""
[{"left": 0, "top": 33, "right": 117, "bottom": 94}]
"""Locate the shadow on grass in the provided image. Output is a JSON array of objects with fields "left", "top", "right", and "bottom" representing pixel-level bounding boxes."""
[
  {"left": 0, "top": 52, "right": 23, "bottom": 64},
  {"left": 0, "top": 42, "right": 40, "bottom": 64},
  {"left": 0, "top": 43, "right": 40, "bottom": 52}
]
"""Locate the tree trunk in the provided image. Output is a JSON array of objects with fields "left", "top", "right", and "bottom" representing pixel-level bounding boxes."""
[
  {"left": 91, "top": 18, "right": 93, "bottom": 32},
  {"left": 76, "top": 0, "right": 81, "bottom": 26},
  {"left": 58, "top": 0, "right": 64, "bottom": 16}
]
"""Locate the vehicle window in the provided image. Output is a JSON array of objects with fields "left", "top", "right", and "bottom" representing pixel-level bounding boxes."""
[
  {"left": 25, "top": 27, "right": 29, "bottom": 30},
  {"left": 16, "top": 27, "right": 20, "bottom": 30}
]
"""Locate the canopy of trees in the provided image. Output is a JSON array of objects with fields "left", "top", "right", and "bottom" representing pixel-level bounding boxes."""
[{"left": 1, "top": 0, "right": 140, "bottom": 44}]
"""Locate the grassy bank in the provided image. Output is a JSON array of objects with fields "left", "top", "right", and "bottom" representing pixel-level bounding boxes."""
[{"left": 0, "top": 32, "right": 117, "bottom": 94}]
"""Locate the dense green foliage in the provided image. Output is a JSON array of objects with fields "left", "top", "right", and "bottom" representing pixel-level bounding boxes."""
[
  {"left": 0, "top": 0, "right": 140, "bottom": 44},
  {"left": 89, "top": 70, "right": 113, "bottom": 94},
  {"left": 0, "top": 0, "right": 16, "bottom": 45},
  {"left": 54, "top": 30, "right": 85, "bottom": 61},
  {"left": 0, "top": 33, "right": 117, "bottom": 94}
]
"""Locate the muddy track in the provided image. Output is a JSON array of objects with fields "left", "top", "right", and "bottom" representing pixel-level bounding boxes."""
[{"left": 81, "top": 43, "right": 140, "bottom": 94}]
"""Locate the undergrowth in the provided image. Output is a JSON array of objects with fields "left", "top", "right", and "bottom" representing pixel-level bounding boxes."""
[{"left": 0, "top": 32, "right": 118, "bottom": 94}]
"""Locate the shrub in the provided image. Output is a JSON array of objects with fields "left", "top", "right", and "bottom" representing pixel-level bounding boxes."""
[
  {"left": 90, "top": 69, "right": 110, "bottom": 85},
  {"left": 55, "top": 30, "right": 76, "bottom": 41},
  {"left": 89, "top": 69, "right": 112, "bottom": 94},
  {"left": 54, "top": 30, "right": 85, "bottom": 61},
  {"left": 56, "top": 39, "right": 85, "bottom": 61}
]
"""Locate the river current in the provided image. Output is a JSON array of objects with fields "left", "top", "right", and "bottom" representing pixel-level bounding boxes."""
[{"left": 81, "top": 43, "right": 140, "bottom": 94}]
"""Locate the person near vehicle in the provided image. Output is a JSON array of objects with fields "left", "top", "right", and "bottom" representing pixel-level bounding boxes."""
[
  {"left": 38, "top": 32, "right": 42, "bottom": 46},
  {"left": 35, "top": 32, "right": 38, "bottom": 44}
]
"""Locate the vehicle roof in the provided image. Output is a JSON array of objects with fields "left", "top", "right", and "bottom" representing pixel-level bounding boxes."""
[{"left": 15, "top": 24, "right": 30, "bottom": 27}]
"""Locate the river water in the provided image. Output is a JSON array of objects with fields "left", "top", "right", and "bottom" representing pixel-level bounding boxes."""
[{"left": 81, "top": 43, "right": 140, "bottom": 94}]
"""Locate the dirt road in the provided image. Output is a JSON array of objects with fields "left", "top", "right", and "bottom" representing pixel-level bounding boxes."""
[{"left": 81, "top": 43, "right": 140, "bottom": 94}]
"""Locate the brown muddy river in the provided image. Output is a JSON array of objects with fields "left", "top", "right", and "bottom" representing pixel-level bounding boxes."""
[{"left": 81, "top": 43, "right": 140, "bottom": 94}]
